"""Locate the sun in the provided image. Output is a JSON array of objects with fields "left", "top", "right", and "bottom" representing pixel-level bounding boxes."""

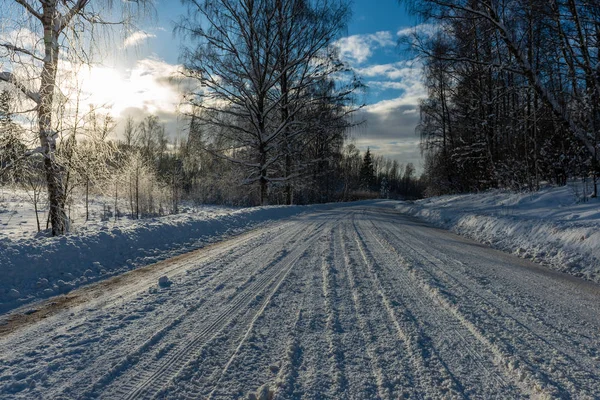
[{"left": 75, "top": 66, "right": 134, "bottom": 117}]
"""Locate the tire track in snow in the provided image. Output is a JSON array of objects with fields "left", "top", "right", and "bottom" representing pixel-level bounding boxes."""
[
  {"left": 104, "top": 258, "right": 293, "bottom": 400},
  {"left": 367, "top": 214, "right": 565, "bottom": 398},
  {"left": 103, "top": 213, "right": 347, "bottom": 400},
  {"left": 320, "top": 226, "right": 348, "bottom": 397},
  {"left": 315, "top": 222, "right": 382, "bottom": 398},
  {"left": 174, "top": 226, "right": 324, "bottom": 399},
  {"left": 347, "top": 215, "right": 464, "bottom": 399},
  {"left": 286, "top": 226, "right": 336, "bottom": 398},
  {"left": 398, "top": 223, "right": 600, "bottom": 375},
  {"left": 378, "top": 217, "right": 600, "bottom": 398},
  {"left": 200, "top": 217, "right": 347, "bottom": 399},
  {"left": 119, "top": 224, "right": 327, "bottom": 400},
  {"left": 204, "top": 237, "right": 314, "bottom": 400},
  {"left": 28, "top": 223, "right": 304, "bottom": 399},
  {"left": 339, "top": 220, "right": 409, "bottom": 399},
  {"left": 272, "top": 299, "right": 306, "bottom": 399},
  {"left": 79, "top": 218, "right": 326, "bottom": 399},
  {"left": 356, "top": 215, "right": 518, "bottom": 398}
]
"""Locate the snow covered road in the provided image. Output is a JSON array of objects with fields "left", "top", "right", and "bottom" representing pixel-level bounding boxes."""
[{"left": 1, "top": 203, "right": 600, "bottom": 399}]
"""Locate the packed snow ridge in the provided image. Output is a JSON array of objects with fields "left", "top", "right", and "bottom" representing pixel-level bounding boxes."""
[{"left": 397, "top": 184, "right": 600, "bottom": 283}]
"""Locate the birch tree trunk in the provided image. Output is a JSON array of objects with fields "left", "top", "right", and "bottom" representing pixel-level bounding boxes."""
[{"left": 38, "top": 5, "right": 68, "bottom": 235}]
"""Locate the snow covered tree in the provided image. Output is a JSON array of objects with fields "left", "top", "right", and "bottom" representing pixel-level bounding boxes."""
[
  {"left": 0, "top": 0, "right": 150, "bottom": 235},
  {"left": 405, "top": 0, "right": 600, "bottom": 195},
  {"left": 380, "top": 176, "right": 389, "bottom": 199},
  {"left": 0, "top": 89, "right": 26, "bottom": 182}
]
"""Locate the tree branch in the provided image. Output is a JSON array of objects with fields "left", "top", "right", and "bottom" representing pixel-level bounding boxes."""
[
  {"left": 0, "top": 71, "right": 41, "bottom": 104},
  {"left": 59, "top": 0, "right": 91, "bottom": 31},
  {"left": 13, "top": 0, "right": 42, "bottom": 21},
  {"left": 0, "top": 43, "right": 44, "bottom": 61}
]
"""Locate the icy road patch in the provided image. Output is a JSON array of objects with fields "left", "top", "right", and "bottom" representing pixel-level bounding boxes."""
[{"left": 1, "top": 204, "right": 599, "bottom": 399}]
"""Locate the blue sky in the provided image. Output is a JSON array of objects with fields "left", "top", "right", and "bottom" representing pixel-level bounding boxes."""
[{"left": 110, "top": 0, "right": 424, "bottom": 171}]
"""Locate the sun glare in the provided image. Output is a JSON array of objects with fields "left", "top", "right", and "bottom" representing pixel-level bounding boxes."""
[{"left": 75, "top": 61, "right": 181, "bottom": 119}]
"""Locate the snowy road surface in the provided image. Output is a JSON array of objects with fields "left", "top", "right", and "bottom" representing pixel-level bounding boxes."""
[{"left": 1, "top": 203, "right": 600, "bottom": 399}]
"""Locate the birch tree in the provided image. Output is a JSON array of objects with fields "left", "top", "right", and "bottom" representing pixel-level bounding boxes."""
[{"left": 0, "top": 0, "right": 149, "bottom": 235}]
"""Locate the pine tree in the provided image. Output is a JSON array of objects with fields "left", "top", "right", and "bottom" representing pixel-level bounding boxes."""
[{"left": 359, "top": 148, "right": 376, "bottom": 191}]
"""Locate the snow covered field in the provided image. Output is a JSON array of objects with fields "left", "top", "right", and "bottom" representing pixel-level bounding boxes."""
[
  {"left": 397, "top": 185, "right": 600, "bottom": 283},
  {"left": 1, "top": 204, "right": 599, "bottom": 398}
]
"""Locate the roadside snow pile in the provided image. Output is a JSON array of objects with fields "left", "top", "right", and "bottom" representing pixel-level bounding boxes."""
[
  {"left": 0, "top": 204, "right": 320, "bottom": 314},
  {"left": 397, "top": 185, "right": 600, "bottom": 283}
]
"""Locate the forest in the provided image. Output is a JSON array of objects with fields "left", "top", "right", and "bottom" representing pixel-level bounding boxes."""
[{"left": 404, "top": 0, "right": 600, "bottom": 197}]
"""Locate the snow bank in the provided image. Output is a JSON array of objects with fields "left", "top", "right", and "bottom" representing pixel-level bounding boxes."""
[
  {"left": 0, "top": 203, "right": 333, "bottom": 314},
  {"left": 396, "top": 185, "right": 600, "bottom": 283}
]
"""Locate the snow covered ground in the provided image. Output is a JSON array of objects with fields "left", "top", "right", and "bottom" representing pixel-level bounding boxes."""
[
  {"left": 0, "top": 187, "right": 355, "bottom": 314},
  {"left": 0, "top": 187, "right": 235, "bottom": 240},
  {"left": 3, "top": 183, "right": 599, "bottom": 316},
  {"left": 1, "top": 204, "right": 599, "bottom": 398},
  {"left": 397, "top": 185, "right": 600, "bottom": 283}
]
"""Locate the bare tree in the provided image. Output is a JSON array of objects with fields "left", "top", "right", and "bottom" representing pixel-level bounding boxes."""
[
  {"left": 123, "top": 116, "right": 136, "bottom": 148},
  {"left": 179, "top": 0, "right": 360, "bottom": 205}
]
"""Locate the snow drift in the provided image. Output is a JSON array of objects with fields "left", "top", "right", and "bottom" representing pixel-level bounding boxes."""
[
  {"left": 0, "top": 204, "right": 321, "bottom": 314},
  {"left": 396, "top": 185, "right": 600, "bottom": 283}
]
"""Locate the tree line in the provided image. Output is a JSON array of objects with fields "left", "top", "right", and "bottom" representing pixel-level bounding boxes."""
[
  {"left": 1, "top": 87, "right": 421, "bottom": 229},
  {"left": 403, "top": 0, "right": 600, "bottom": 197}
]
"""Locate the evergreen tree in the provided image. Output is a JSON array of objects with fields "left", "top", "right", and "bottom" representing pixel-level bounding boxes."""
[
  {"left": 0, "top": 90, "right": 12, "bottom": 125},
  {"left": 359, "top": 148, "right": 376, "bottom": 191}
]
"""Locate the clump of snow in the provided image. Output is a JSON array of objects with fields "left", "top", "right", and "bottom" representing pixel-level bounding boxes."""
[
  {"left": 396, "top": 185, "right": 600, "bottom": 283},
  {"left": 158, "top": 276, "right": 172, "bottom": 288},
  {"left": 248, "top": 384, "right": 273, "bottom": 400}
]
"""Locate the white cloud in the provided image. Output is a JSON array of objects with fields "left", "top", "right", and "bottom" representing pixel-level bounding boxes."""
[
  {"left": 354, "top": 61, "right": 421, "bottom": 80},
  {"left": 350, "top": 58, "right": 427, "bottom": 171},
  {"left": 397, "top": 23, "right": 438, "bottom": 38},
  {"left": 123, "top": 31, "right": 156, "bottom": 48},
  {"left": 352, "top": 99, "right": 424, "bottom": 171},
  {"left": 334, "top": 31, "right": 395, "bottom": 64},
  {"left": 367, "top": 81, "right": 408, "bottom": 90},
  {"left": 71, "top": 58, "right": 195, "bottom": 139},
  {"left": 357, "top": 61, "right": 426, "bottom": 114},
  {"left": 365, "top": 96, "right": 419, "bottom": 115}
]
